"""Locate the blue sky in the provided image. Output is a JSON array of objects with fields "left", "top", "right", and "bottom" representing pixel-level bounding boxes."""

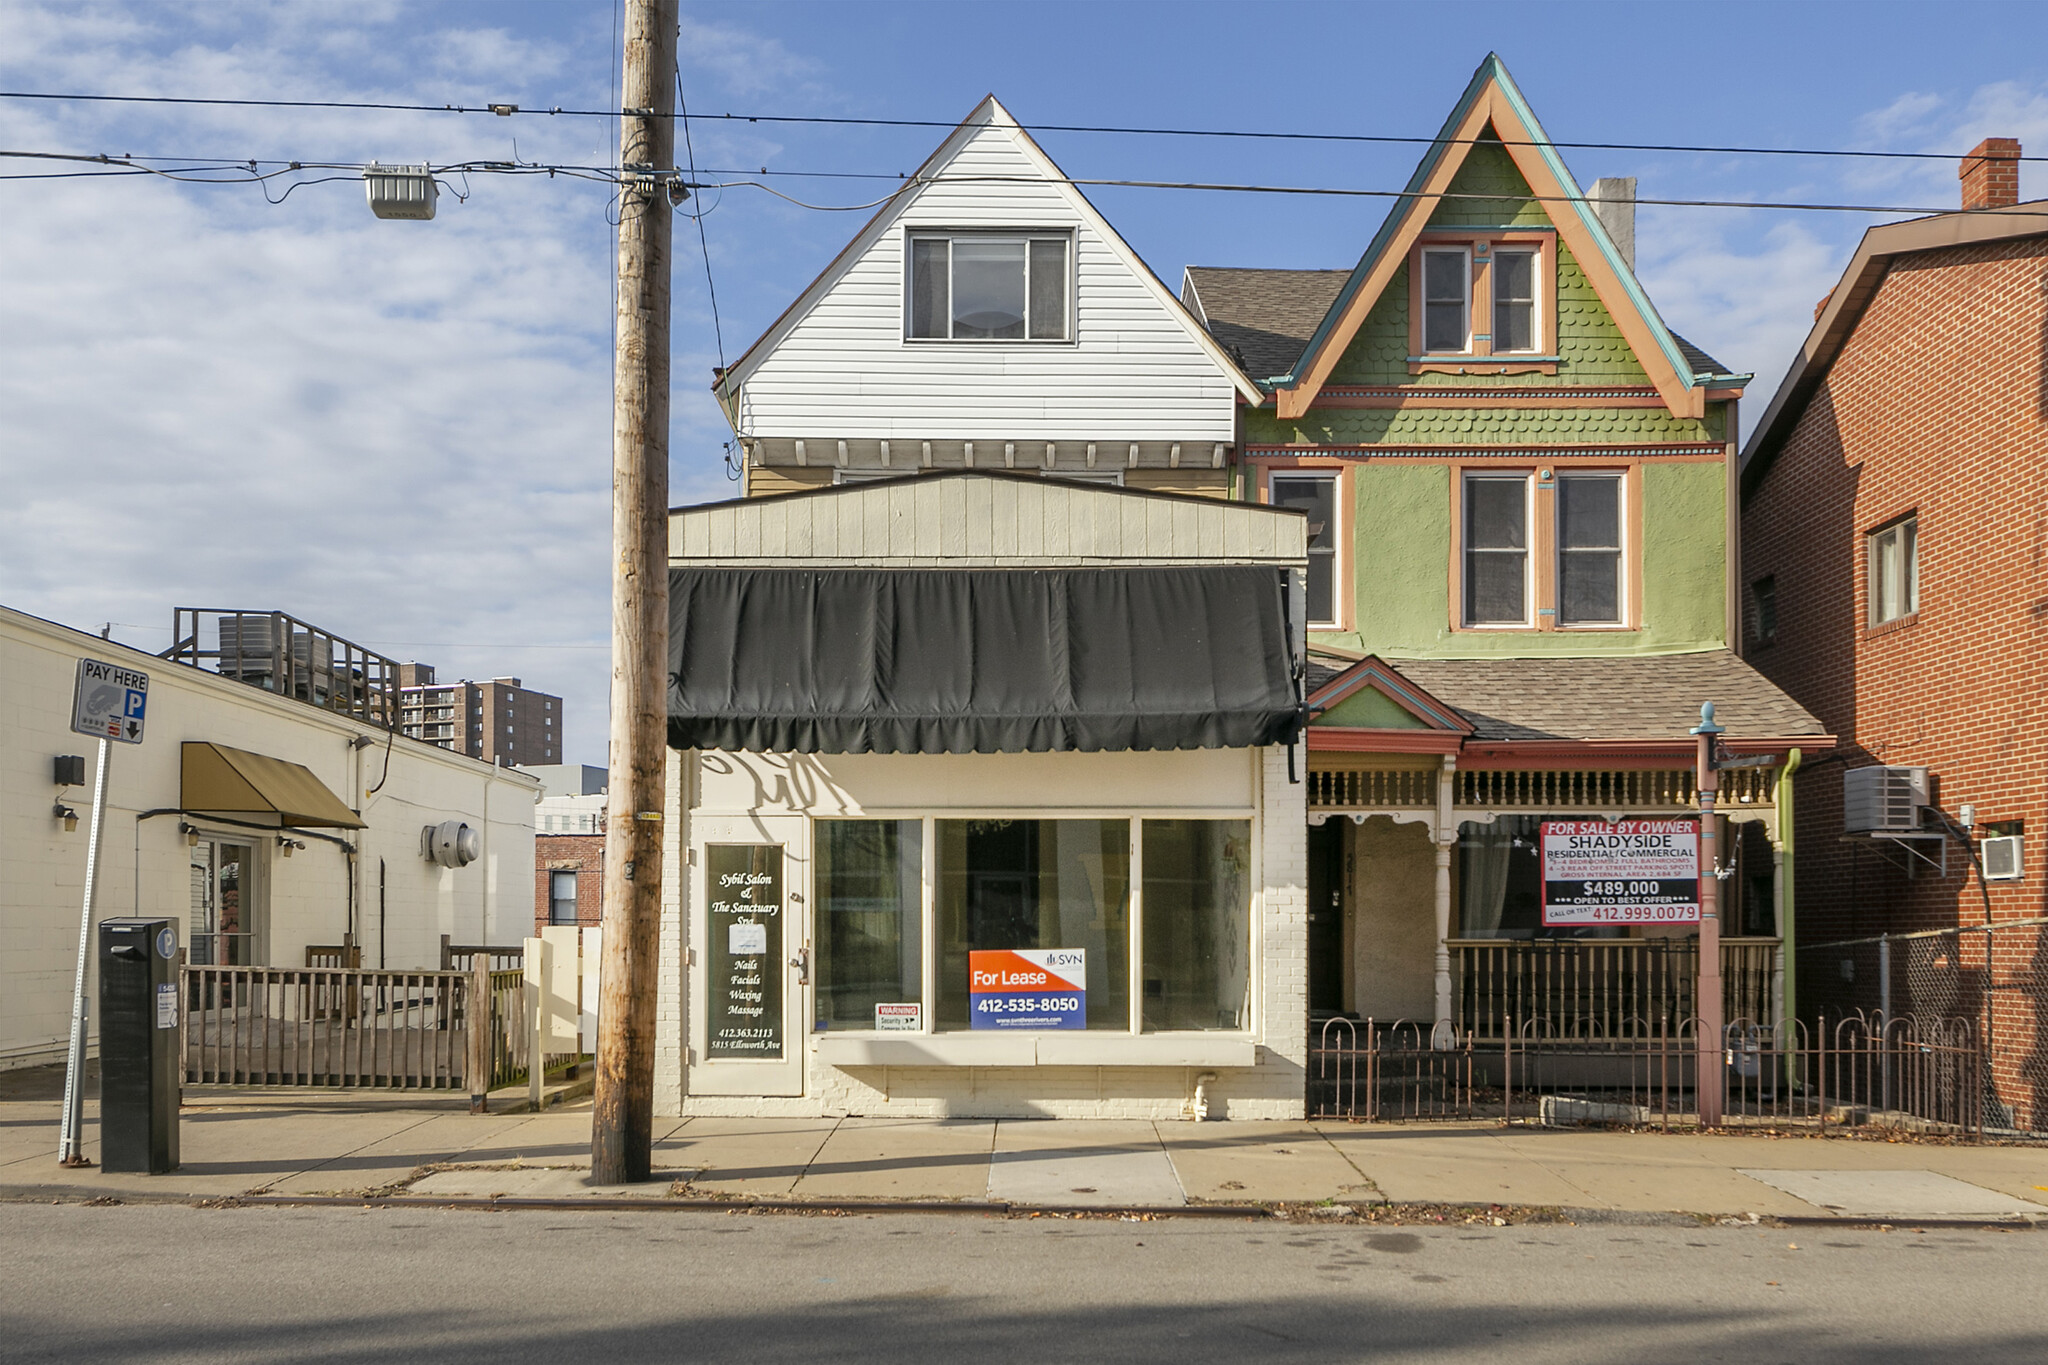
[{"left": 4, "top": 0, "right": 2047, "bottom": 766}]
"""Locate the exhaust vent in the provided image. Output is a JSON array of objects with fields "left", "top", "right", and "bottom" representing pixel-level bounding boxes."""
[{"left": 1981, "top": 835, "right": 2023, "bottom": 882}]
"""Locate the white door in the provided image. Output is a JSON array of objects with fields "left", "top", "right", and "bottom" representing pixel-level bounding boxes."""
[{"left": 688, "top": 815, "right": 809, "bottom": 1097}]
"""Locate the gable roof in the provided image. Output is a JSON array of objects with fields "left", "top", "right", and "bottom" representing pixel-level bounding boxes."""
[
  {"left": 1188, "top": 265, "right": 1735, "bottom": 391},
  {"left": 1307, "top": 655, "right": 1474, "bottom": 734},
  {"left": 1741, "top": 199, "right": 2048, "bottom": 496},
  {"left": 711, "top": 96, "right": 1263, "bottom": 409},
  {"left": 1267, "top": 54, "right": 1712, "bottom": 421}
]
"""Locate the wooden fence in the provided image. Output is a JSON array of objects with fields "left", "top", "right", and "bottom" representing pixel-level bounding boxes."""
[
  {"left": 183, "top": 964, "right": 527, "bottom": 1098},
  {"left": 1451, "top": 937, "right": 1779, "bottom": 1041}
]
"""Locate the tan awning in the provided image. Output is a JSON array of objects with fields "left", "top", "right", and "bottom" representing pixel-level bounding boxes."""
[{"left": 181, "top": 741, "right": 366, "bottom": 829}]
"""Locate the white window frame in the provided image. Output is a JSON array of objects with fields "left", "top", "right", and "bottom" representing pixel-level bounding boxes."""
[
  {"left": 1491, "top": 246, "right": 1541, "bottom": 355},
  {"left": 1554, "top": 470, "right": 1627, "bottom": 629},
  {"left": 810, "top": 808, "right": 1259, "bottom": 1039},
  {"left": 904, "top": 230, "right": 1074, "bottom": 343},
  {"left": 1421, "top": 246, "right": 1472, "bottom": 354},
  {"left": 1268, "top": 469, "right": 1342, "bottom": 630},
  {"left": 1868, "top": 514, "right": 1918, "bottom": 626},
  {"left": 1462, "top": 471, "right": 1534, "bottom": 628}
]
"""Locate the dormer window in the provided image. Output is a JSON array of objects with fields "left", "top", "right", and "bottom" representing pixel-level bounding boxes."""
[
  {"left": 1409, "top": 232, "right": 1556, "bottom": 371},
  {"left": 1422, "top": 247, "right": 1470, "bottom": 351},
  {"left": 907, "top": 232, "right": 1071, "bottom": 341}
]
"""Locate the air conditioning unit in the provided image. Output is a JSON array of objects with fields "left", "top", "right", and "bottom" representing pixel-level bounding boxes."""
[
  {"left": 1981, "top": 835, "right": 2024, "bottom": 882},
  {"left": 1843, "top": 765, "right": 1929, "bottom": 833}
]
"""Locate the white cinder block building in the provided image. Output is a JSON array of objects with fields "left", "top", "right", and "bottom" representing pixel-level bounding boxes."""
[{"left": 0, "top": 604, "right": 536, "bottom": 1069}]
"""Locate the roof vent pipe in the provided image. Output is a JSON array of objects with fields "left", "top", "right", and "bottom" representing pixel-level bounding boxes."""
[{"left": 1587, "top": 177, "right": 1637, "bottom": 272}]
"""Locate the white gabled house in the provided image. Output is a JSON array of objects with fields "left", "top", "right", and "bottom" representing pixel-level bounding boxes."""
[{"left": 713, "top": 96, "right": 1262, "bottom": 500}]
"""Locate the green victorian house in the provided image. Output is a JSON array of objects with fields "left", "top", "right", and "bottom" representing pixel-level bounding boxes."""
[{"left": 1182, "top": 55, "right": 1831, "bottom": 1052}]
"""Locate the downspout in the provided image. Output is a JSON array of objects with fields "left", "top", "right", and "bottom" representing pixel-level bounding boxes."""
[
  {"left": 1432, "top": 753, "right": 1458, "bottom": 1050},
  {"left": 1776, "top": 748, "right": 1801, "bottom": 1088}
]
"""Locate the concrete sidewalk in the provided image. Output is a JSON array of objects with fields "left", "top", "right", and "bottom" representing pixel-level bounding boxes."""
[{"left": 6, "top": 1077, "right": 2048, "bottom": 1221}]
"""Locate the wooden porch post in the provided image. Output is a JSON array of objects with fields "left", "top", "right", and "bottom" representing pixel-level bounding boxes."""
[{"left": 1432, "top": 755, "right": 1457, "bottom": 1049}]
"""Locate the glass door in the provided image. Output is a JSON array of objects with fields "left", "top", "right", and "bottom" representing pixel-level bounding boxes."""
[
  {"left": 189, "top": 838, "right": 261, "bottom": 966},
  {"left": 689, "top": 815, "right": 808, "bottom": 1097}
]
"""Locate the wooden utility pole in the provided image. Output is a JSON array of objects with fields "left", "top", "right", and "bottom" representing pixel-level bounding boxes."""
[{"left": 591, "top": 0, "right": 677, "bottom": 1185}]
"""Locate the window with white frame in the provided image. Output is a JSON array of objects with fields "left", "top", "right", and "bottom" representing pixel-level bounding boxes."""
[
  {"left": 1868, "top": 514, "right": 1918, "bottom": 625},
  {"left": 549, "top": 870, "right": 578, "bottom": 926},
  {"left": 907, "top": 233, "right": 1070, "bottom": 341},
  {"left": 1556, "top": 472, "right": 1623, "bottom": 626},
  {"left": 1492, "top": 248, "right": 1538, "bottom": 353},
  {"left": 1269, "top": 472, "right": 1339, "bottom": 627},
  {"left": 1421, "top": 247, "right": 1470, "bottom": 352},
  {"left": 810, "top": 815, "right": 1253, "bottom": 1035},
  {"left": 1464, "top": 473, "right": 1531, "bottom": 625}
]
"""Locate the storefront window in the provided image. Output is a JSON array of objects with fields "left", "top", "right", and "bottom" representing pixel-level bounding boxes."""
[
  {"left": 936, "top": 819, "right": 1129, "bottom": 1030},
  {"left": 815, "top": 820, "right": 923, "bottom": 1029},
  {"left": 1141, "top": 820, "right": 1251, "bottom": 1031}
]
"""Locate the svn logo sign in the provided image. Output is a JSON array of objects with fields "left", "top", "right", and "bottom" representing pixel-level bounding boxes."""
[{"left": 72, "top": 658, "right": 149, "bottom": 744}]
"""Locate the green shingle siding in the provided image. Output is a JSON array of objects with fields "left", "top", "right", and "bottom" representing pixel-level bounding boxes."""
[
  {"left": 1421, "top": 138, "right": 1551, "bottom": 229},
  {"left": 1245, "top": 404, "right": 1719, "bottom": 448}
]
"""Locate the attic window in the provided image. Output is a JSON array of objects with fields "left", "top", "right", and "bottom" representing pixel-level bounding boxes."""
[{"left": 908, "top": 233, "right": 1070, "bottom": 341}]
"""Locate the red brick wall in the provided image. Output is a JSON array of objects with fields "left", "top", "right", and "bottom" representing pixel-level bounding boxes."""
[
  {"left": 535, "top": 834, "right": 605, "bottom": 932},
  {"left": 1743, "top": 235, "right": 2048, "bottom": 1123}
]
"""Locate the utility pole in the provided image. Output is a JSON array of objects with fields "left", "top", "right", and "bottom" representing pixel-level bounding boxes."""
[
  {"left": 1692, "top": 702, "right": 1725, "bottom": 1129},
  {"left": 591, "top": 0, "right": 678, "bottom": 1186}
]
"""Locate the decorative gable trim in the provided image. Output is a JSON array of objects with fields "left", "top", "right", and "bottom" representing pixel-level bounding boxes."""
[
  {"left": 1271, "top": 55, "right": 1704, "bottom": 422},
  {"left": 1307, "top": 655, "right": 1474, "bottom": 734},
  {"left": 712, "top": 96, "right": 1263, "bottom": 407}
]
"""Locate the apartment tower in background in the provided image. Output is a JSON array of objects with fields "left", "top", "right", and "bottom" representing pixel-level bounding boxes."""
[{"left": 398, "top": 663, "right": 562, "bottom": 767}]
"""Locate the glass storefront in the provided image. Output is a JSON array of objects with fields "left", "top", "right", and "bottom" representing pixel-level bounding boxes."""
[{"left": 810, "top": 815, "right": 1254, "bottom": 1034}]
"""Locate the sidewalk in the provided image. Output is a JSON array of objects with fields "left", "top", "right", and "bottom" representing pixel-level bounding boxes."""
[{"left": 5, "top": 1074, "right": 2047, "bottom": 1222}]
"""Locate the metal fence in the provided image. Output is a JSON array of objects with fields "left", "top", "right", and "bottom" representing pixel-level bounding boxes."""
[
  {"left": 1310, "top": 1012, "right": 1980, "bottom": 1136},
  {"left": 1798, "top": 917, "right": 2048, "bottom": 1138}
]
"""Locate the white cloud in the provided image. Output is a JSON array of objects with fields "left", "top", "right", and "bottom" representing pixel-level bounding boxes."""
[{"left": 0, "top": 1, "right": 746, "bottom": 766}]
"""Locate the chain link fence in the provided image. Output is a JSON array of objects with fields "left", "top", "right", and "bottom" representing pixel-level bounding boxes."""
[{"left": 1797, "top": 917, "right": 2048, "bottom": 1138}]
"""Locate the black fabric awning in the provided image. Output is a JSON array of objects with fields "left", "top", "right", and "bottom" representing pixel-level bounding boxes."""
[{"left": 668, "top": 566, "right": 1300, "bottom": 754}]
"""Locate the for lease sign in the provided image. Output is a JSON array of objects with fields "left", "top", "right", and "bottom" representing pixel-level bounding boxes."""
[
  {"left": 1541, "top": 820, "right": 1700, "bottom": 926},
  {"left": 969, "top": 949, "right": 1085, "bottom": 1030}
]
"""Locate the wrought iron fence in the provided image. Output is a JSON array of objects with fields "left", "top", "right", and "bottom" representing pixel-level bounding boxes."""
[{"left": 1310, "top": 1011, "right": 1980, "bottom": 1137}]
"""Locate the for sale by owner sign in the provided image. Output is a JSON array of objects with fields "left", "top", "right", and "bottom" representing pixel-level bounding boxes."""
[{"left": 1541, "top": 820, "right": 1700, "bottom": 926}]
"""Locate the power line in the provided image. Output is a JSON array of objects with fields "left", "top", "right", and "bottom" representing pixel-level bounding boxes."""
[
  {"left": 9, "top": 147, "right": 2036, "bottom": 218},
  {"left": 4, "top": 86, "right": 2045, "bottom": 166}
]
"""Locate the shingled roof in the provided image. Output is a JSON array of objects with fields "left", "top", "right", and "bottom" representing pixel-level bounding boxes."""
[
  {"left": 1380, "top": 650, "right": 1825, "bottom": 742},
  {"left": 1183, "top": 265, "right": 1735, "bottom": 386},
  {"left": 1184, "top": 267, "right": 1349, "bottom": 382}
]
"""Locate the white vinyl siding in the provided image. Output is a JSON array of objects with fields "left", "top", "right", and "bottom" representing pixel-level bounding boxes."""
[{"left": 731, "top": 120, "right": 1237, "bottom": 443}]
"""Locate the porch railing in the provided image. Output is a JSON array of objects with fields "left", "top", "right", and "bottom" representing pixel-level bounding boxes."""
[
  {"left": 1452, "top": 937, "right": 1779, "bottom": 1042},
  {"left": 183, "top": 965, "right": 527, "bottom": 1092},
  {"left": 1307, "top": 766, "right": 1779, "bottom": 812}
]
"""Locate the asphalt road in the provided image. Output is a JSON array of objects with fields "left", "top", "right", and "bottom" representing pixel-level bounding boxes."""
[{"left": 3, "top": 1204, "right": 2042, "bottom": 1363}]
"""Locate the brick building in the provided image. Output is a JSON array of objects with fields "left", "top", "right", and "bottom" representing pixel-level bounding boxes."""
[
  {"left": 536, "top": 831, "right": 604, "bottom": 932},
  {"left": 1741, "top": 137, "right": 2048, "bottom": 1128},
  {"left": 397, "top": 664, "right": 563, "bottom": 767}
]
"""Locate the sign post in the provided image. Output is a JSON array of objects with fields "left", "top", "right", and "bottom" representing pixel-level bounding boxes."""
[
  {"left": 1692, "top": 702, "right": 1726, "bottom": 1127},
  {"left": 59, "top": 658, "right": 149, "bottom": 1166}
]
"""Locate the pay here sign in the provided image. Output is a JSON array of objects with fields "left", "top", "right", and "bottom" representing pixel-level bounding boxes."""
[{"left": 1541, "top": 820, "right": 1700, "bottom": 926}]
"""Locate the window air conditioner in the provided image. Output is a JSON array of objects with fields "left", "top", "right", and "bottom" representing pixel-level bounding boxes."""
[
  {"left": 1843, "top": 765, "right": 1930, "bottom": 833},
  {"left": 1981, "top": 835, "right": 2023, "bottom": 882}
]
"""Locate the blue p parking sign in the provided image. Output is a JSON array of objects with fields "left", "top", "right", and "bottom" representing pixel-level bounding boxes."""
[{"left": 72, "top": 658, "right": 148, "bottom": 744}]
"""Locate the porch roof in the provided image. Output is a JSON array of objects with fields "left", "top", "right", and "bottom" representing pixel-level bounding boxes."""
[{"left": 1377, "top": 649, "right": 1825, "bottom": 744}]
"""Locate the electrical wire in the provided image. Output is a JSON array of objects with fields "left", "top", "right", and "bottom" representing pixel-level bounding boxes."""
[
  {"left": 676, "top": 74, "right": 742, "bottom": 482},
  {"left": 5, "top": 87, "right": 2046, "bottom": 166},
  {"left": 7, "top": 148, "right": 2045, "bottom": 220}
]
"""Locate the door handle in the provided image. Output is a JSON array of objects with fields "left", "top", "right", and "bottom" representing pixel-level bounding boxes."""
[{"left": 790, "top": 947, "right": 810, "bottom": 986}]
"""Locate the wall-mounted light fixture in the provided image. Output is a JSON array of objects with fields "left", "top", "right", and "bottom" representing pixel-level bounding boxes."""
[
  {"left": 180, "top": 822, "right": 200, "bottom": 847},
  {"left": 277, "top": 836, "right": 305, "bottom": 858},
  {"left": 53, "top": 802, "right": 78, "bottom": 833}
]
